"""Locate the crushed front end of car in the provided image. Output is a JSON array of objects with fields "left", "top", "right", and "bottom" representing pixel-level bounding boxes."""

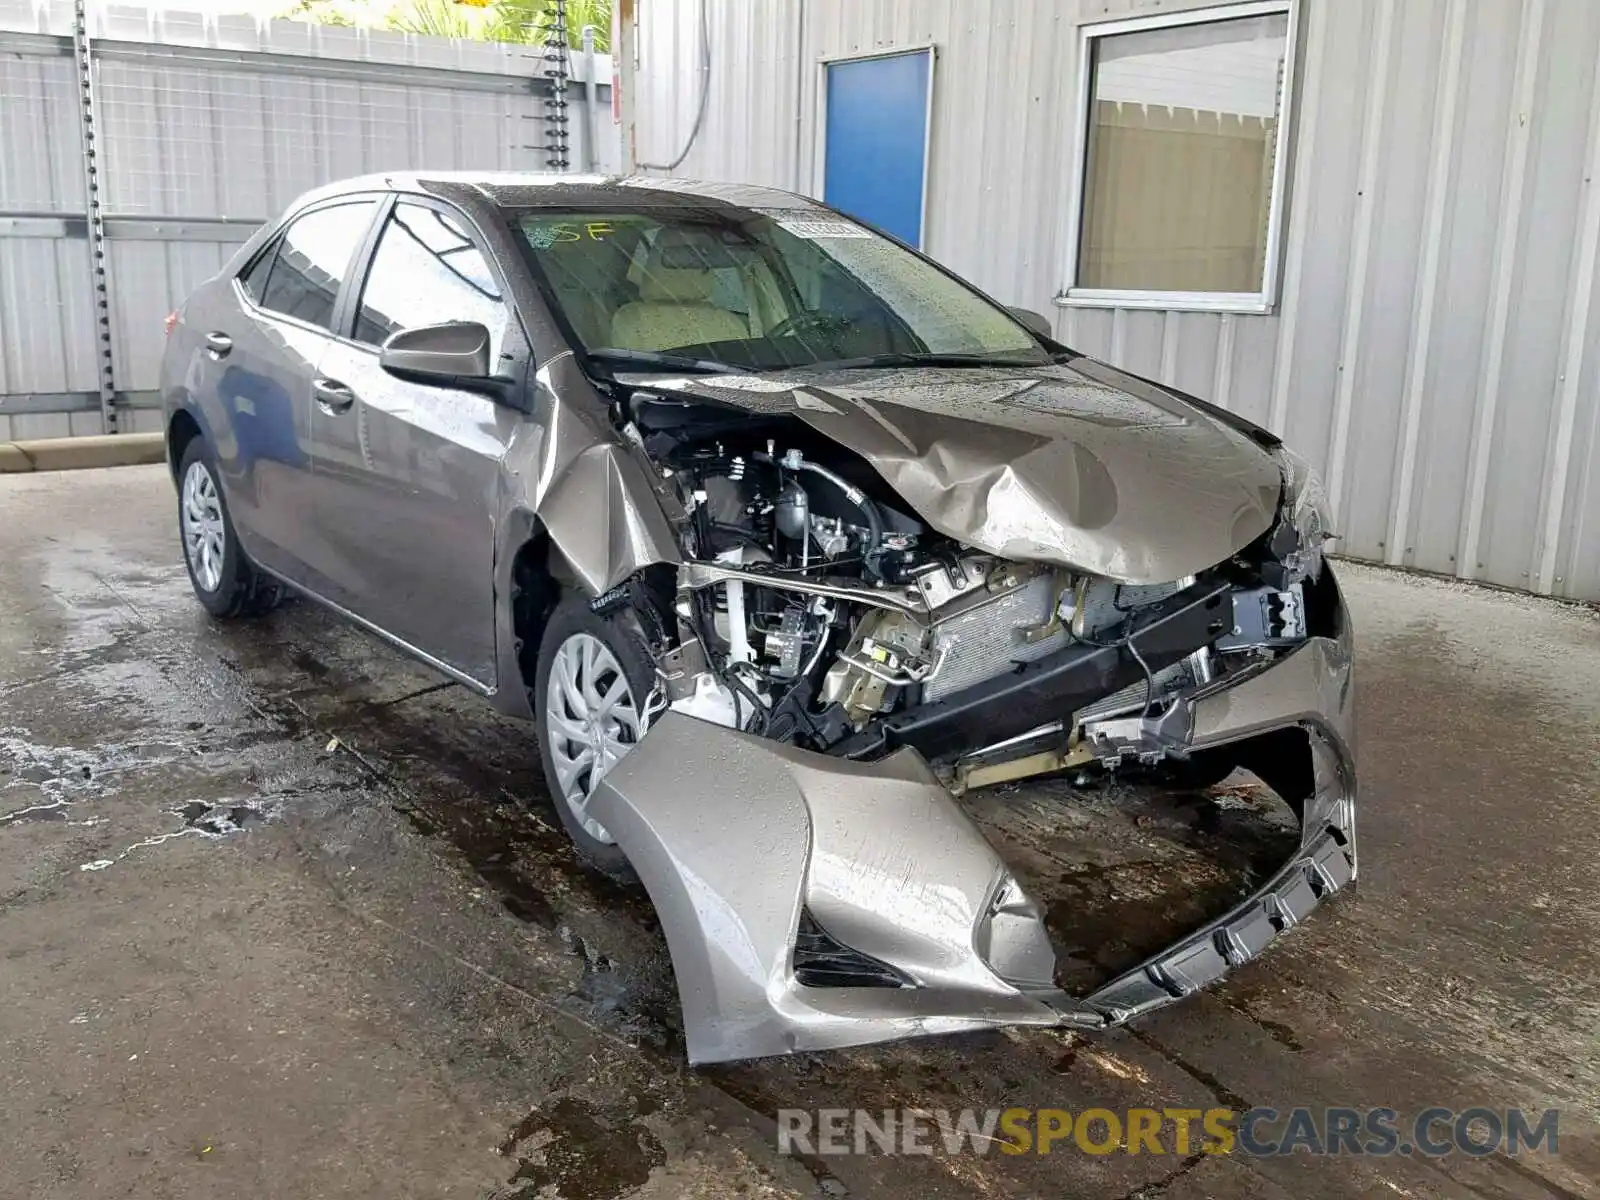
[{"left": 570, "top": 361, "right": 1355, "bottom": 1063}]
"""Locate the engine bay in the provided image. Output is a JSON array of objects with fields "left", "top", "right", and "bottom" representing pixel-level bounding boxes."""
[{"left": 605, "top": 391, "right": 1328, "bottom": 794}]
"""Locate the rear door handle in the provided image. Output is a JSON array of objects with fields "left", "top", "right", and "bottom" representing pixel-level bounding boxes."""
[
  {"left": 313, "top": 377, "right": 355, "bottom": 414},
  {"left": 204, "top": 331, "right": 232, "bottom": 358}
]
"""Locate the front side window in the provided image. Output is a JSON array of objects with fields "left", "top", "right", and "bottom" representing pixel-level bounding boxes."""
[
  {"left": 353, "top": 202, "right": 506, "bottom": 350},
  {"left": 511, "top": 207, "right": 1048, "bottom": 372},
  {"left": 1066, "top": 2, "right": 1296, "bottom": 311},
  {"left": 255, "top": 200, "right": 378, "bottom": 330}
]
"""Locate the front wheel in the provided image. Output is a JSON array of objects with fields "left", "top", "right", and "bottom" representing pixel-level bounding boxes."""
[
  {"left": 534, "top": 598, "right": 657, "bottom": 878},
  {"left": 176, "top": 438, "right": 283, "bottom": 619}
]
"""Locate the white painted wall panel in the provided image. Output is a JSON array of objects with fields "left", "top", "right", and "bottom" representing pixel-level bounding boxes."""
[{"left": 625, "top": 0, "right": 1600, "bottom": 601}]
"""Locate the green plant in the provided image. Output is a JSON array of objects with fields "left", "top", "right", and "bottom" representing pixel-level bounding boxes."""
[
  {"left": 387, "top": 0, "right": 489, "bottom": 39},
  {"left": 279, "top": 0, "right": 610, "bottom": 48},
  {"left": 492, "top": 0, "right": 610, "bottom": 49}
]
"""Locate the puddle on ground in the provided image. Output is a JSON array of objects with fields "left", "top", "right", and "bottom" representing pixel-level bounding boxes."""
[
  {"left": 498, "top": 1094, "right": 666, "bottom": 1200},
  {"left": 0, "top": 730, "right": 186, "bottom": 827},
  {"left": 79, "top": 794, "right": 284, "bottom": 872}
]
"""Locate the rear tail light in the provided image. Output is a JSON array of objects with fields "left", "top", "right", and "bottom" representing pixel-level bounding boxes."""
[{"left": 163, "top": 310, "right": 179, "bottom": 337}]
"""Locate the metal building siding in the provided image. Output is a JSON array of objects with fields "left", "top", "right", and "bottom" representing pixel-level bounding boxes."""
[
  {"left": 0, "top": 48, "right": 82, "bottom": 211},
  {"left": 0, "top": 36, "right": 92, "bottom": 439},
  {"left": 625, "top": 0, "right": 1600, "bottom": 601},
  {"left": 2, "top": 0, "right": 621, "bottom": 437}
]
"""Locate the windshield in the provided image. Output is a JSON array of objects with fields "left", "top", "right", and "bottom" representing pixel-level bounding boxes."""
[{"left": 509, "top": 206, "right": 1052, "bottom": 372}]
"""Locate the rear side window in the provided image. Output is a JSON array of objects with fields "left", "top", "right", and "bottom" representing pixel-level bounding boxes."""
[
  {"left": 255, "top": 200, "right": 378, "bottom": 330},
  {"left": 352, "top": 201, "right": 506, "bottom": 349}
]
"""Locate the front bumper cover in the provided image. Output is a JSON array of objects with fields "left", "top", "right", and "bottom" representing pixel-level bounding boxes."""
[{"left": 588, "top": 579, "right": 1356, "bottom": 1064}]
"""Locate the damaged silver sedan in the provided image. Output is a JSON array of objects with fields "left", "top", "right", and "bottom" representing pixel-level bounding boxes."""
[{"left": 160, "top": 173, "right": 1355, "bottom": 1064}]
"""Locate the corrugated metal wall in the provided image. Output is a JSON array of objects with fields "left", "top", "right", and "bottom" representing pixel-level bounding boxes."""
[
  {"left": 624, "top": 0, "right": 1600, "bottom": 602},
  {"left": 0, "top": 0, "right": 619, "bottom": 438}
]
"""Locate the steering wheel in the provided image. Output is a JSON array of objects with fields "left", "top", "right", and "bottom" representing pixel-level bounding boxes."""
[{"left": 767, "top": 310, "right": 848, "bottom": 340}]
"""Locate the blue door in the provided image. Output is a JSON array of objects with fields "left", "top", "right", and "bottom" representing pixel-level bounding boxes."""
[{"left": 823, "top": 49, "right": 932, "bottom": 248}]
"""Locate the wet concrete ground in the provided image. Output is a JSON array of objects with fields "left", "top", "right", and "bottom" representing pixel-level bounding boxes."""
[{"left": 2, "top": 464, "right": 1597, "bottom": 1200}]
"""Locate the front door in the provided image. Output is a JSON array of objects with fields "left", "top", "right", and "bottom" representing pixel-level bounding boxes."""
[
  {"left": 822, "top": 48, "right": 934, "bottom": 247},
  {"left": 307, "top": 198, "right": 524, "bottom": 688}
]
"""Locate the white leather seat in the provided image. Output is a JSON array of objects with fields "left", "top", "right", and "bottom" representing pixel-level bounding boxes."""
[{"left": 610, "top": 267, "right": 750, "bottom": 351}]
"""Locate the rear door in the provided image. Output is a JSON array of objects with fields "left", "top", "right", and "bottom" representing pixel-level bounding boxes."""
[
  {"left": 209, "top": 197, "right": 382, "bottom": 584},
  {"left": 307, "top": 196, "right": 525, "bottom": 688}
]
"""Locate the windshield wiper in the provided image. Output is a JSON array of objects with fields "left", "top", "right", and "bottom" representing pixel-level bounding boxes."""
[
  {"left": 584, "top": 348, "right": 750, "bottom": 375},
  {"left": 817, "top": 351, "right": 1051, "bottom": 370}
]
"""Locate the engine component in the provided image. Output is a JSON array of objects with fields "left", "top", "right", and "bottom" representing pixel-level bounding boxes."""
[
  {"left": 821, "top": 609, "right": 933, "bottom": 726},
  {"left": 922, "top": 571, "right": 1073, "bottom": 702},
  {"left": 670, "top": 670, "right": 745, "bottom": 729},
  {"left": 808, "top": 516, "right": 851, "bottom": 560},
  {"left": 714, "top": 545, "right": 767, "bottom": 663},
  {"left": 683, "top": 559, "right": 927, "bottom": 618},
  {"left": 763, "top": 606, "right": 809, "bottom": 678},
  {"left": 767, "top": 448, "right": 885, "bottom": 576},
  {"left": 1072, "top": 648, "right": 1215, "bottom": 726},
  {"left": 775, "top": 479, "right": 809, "bottom": 542},
  {"left": 1066, "top": 577, "right": 1191, "bottom": 639},
  {"left": 831, "top": 582, "right": 1232, "bottom": 763},
  {"left": 905, "top": 554, "right": 994, "bottom": 609}
]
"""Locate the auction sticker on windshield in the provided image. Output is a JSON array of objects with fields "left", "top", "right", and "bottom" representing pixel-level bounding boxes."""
[{"left": 765, "top": 214, "right": 871, "bottom": 239}]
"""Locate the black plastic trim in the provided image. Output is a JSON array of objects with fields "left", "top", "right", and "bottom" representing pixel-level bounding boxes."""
[{"left": 793, "top": 909, "right": 913, "bottom": 989}]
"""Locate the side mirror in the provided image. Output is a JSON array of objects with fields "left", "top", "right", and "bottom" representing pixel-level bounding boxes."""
[
  {"left": 1006, "top": 306, "right": 1054, "bottom": 340},
  {"left": 379, "top": 322, "right": 493, "bottom": 384}
]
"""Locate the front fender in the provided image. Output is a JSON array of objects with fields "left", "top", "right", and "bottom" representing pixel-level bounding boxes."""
[{"left": 537, "top": 439, "right": 682, "bottom": 597}]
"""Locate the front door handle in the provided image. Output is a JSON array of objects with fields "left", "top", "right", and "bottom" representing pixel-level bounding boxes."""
[
  {"left": 204, "top": 331, "right": 233, "bottom": 358},
  {"left": 313, "top": 377, "right": 355, "bottom": 415}
]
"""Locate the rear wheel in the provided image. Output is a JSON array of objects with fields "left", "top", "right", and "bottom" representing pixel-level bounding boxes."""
[
  {"left": 534, "top": 598, "right": 656, "bottom": 878},
  {"left": 176, "top": 438, "right": 283, "bottom": 619}
]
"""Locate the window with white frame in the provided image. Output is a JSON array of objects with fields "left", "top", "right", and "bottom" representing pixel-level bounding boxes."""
[{"left": 1063, "top": 1, "right": 1297, "bottom": 312}]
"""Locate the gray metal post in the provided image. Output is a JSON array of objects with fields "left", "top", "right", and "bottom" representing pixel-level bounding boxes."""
[
  {"left": 581, "top": 25, "right": 598, "bottom": 173},
  {"left": 541, "top": 0, "right": 571, "bottom": 170},
  {"left": 71, "top": 0, "right": 118, "bottom": 434}
]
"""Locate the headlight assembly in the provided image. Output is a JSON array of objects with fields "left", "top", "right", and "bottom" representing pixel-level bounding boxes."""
[{"left": 1277, "top": 447, "right": 1334, "bottom": 584}]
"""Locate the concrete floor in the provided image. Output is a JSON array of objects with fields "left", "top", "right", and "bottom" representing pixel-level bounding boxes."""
[{"left": 1, "top": 464, "right": 1597, "bottom": 1200}]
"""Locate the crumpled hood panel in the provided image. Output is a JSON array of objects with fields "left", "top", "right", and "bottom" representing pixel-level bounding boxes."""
[{"left": 656, "top": 358, "right": 1283, "bottom": 583}]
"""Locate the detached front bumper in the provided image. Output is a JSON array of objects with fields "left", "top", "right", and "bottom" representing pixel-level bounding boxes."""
[{"left": 589, "top": 575, "right": 1357, "bottom": 1064}]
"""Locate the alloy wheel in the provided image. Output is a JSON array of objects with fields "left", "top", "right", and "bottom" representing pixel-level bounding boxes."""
[
  {"left": 544, "top": 632, "right": 645, "bottom": 844},
  {"left": 180, "top": 460, "right": 227, "bottom": 593}
]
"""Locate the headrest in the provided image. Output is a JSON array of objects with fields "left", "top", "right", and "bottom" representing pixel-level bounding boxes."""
[
  {"left": 651, "top": 225, "right": 749, "bottom": 269},
  {"left": 636, "top": 268, "right": 717, "bottom": 303}
]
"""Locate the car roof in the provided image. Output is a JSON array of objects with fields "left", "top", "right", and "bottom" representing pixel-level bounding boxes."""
[{"left": 296, "top": 172, "right": 822, "bottom": 214}]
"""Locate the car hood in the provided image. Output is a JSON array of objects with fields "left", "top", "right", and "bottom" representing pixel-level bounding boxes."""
[{"left": 649, "top": 357, "right": 1284, "bottom": 583}]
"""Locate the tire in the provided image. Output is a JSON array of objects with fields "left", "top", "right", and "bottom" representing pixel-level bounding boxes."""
[
  {"left": 534, "top": 596, "right": 658, "bottom": 879},
  {"left": 176, "top": 437, "right": 284, "bottom": 619}
]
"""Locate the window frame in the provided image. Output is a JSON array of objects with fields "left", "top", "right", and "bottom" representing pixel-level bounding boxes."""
[
  {"left": 237, "top": 234, "right": 281, "bottom": 306},
  {"left": 232, "top": 194, "right": 386, "bottom": 335},
  {"left": 337, "top": 192, "right": 516, "bottom": 353},
  {"left": 1057, "top": 0, "right": 1300, "bottom": 315}
]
